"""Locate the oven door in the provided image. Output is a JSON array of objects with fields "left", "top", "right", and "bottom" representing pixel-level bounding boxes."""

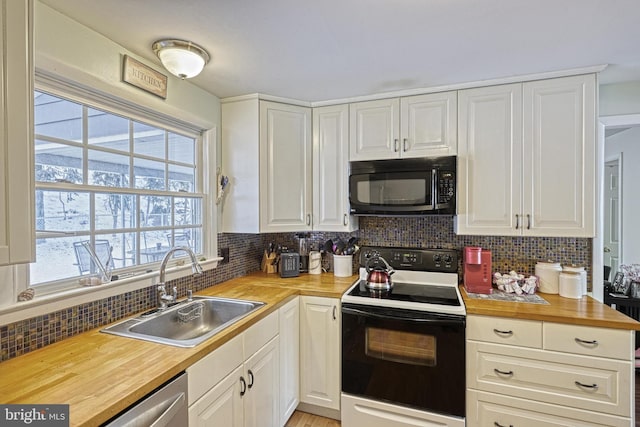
[{"left": 341, "top": 303, "right": 465, "bottom": 418}]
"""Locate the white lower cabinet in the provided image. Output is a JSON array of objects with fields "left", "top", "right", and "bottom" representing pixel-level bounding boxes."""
[
  {"left": 466, "top": 315, "right": 634, "bottom": 426},
  {"left": 299, "top": 296, "right": 341, "bottom": 415},
  {"left": 188, "top": 311, "right": 281, "bottom": 427},
  {"left": 278, "top": 298, "right": 300, "bottom": 426}
]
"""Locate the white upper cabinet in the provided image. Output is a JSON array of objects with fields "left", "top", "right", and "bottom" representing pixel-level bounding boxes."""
[
  {"left": 259, "top": 101, "right": 312, "bottom": 232},
  {"left": 349, "top": 92, "right": 457, "bottom": 161},
  {"left": 456, "top": 74, "right": 596, "bottom": 237},
  {"left": 0, "top": 0, "right": 34, "bottom": 265},
  {"left": 221, "top": 98, "right": 311, "bottom": 233},
  {"left": 313, "top": 105, "right": 357, "bottom": 232},
  {"left": 349, "top": 98, "right": 399, "bottom": 160},
  {"left": 400, "top": 92, "right": 458, "bottom": 157}
]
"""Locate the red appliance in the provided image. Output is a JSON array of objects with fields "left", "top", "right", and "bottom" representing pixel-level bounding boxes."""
[{"left": 463, "top": 246, "right": 492, "bottom": 294}]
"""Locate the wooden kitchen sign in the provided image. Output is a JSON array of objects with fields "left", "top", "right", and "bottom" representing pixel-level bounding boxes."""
[{"left": 122, "top": 55, "right": 167, "bottom": 99}]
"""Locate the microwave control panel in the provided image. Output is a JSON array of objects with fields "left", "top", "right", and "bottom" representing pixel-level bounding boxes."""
[{"left": 437, "top": 171, "right": 455, "bottom": 204}]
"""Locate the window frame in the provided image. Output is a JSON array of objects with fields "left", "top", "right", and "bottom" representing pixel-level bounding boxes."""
[{"left": 28, "top": 78, "right": 216, "bottom": 296}]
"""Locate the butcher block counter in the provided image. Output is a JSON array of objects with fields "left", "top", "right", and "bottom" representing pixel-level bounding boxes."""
[
  {"left": 0, "top": 273, "right": 356, "bottom": 427},
  {"left": 1, "top": 272, "right": 638, "bottom": 426},
  {"left": 461, "top": 287, "right": 640, "bottom": 330}
]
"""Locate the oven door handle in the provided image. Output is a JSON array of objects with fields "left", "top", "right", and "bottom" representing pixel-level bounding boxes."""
[{"left": 342, "top": 306, "right": 464, "bottom": 325}]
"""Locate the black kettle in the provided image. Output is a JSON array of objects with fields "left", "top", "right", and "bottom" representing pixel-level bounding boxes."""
[{"left": 365, "top": 255, "right": 395, "bottom": 290}]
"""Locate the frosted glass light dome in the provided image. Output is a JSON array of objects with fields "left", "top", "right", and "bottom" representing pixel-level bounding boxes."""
[{"left": 152, "top": 40, "right": 210, "bottom": 79}]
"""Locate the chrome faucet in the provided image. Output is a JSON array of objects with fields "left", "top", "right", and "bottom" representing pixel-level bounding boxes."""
[{"left": 157, "top": 246, "right": 204, "bottom": 310}]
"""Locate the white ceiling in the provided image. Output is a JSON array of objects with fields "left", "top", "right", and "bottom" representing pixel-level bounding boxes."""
[{"left": 40, "top": 0, "right": 640, "bottom": 102}]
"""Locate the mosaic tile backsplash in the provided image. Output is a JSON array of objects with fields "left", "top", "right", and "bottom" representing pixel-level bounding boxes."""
[{"left": 0, "top": 216, "right": 591, "bottom": 362}]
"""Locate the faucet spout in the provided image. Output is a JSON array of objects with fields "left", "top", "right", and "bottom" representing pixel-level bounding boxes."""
[{"left": 157, "top": 246, "right": 203, "bottom": 310}]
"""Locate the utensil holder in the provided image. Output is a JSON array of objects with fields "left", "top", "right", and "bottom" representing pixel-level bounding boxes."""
[{"left": 333, "top": 254, "right": 353, "bottom": 277}]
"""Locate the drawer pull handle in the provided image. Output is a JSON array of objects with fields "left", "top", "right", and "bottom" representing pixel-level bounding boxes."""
[
  {"left": 494, "top": 368, "right": 514, "bottom": 376},
  {"left": 240, "top": 376, "right": 247, "bottom": 396},
  {"left": 575, "top": 338, "right": 598, "bottom": 346},
  {"left": 247, "top": 369, "right": 254, "bottom": 389},
  {"left": 575, "top": 381, "right": 598, "bottom": 390},
  {"left": 493, "top": 329, "right": 513, "bottom": 336},
  {"left": 494, "top": 423, "right": 513, "bottom": 427}
]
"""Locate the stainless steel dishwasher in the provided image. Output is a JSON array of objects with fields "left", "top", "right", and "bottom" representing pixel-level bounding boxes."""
[{"left": 104, "top": 372, "right": 188, "bottom": 427}]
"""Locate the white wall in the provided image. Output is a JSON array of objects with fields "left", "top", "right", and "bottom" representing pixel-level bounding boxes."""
[
  {"left": 35, "top": 1, "right": 220, "bottom": 130},
  {"left": 605, "top": 127, "right": 640, "bottom": 264},
  {"left": 600, "top": 82, "right": 640, "bottom": 117}
]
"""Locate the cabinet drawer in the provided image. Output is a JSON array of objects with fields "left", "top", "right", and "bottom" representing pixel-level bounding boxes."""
[
  {"left": 544, "top": 323, "right": 634, "bottom": 361},
  {"left": 467, "top": 341, "right": 632, "bottom": 417},
  {"left": 244, "top": 310, "right": 278, "bottom": 357},
  {"left": 468, "top": 390, "right": 632, "bottom": 427},
  {"left": 188, "top": 333, "right": 243, "bottom": 405},
  {"left": 467, "top": 315, "right": 542, "bottom": 348}
]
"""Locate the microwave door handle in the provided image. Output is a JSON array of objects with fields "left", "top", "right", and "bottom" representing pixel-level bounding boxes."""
[{"left": 431, "top": 168, "right": 438, "bottom": 210}]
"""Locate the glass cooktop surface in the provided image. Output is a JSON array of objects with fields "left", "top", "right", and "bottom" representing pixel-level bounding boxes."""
[{"left": 348, "top": 280, "right": 461, "bottom": 306}]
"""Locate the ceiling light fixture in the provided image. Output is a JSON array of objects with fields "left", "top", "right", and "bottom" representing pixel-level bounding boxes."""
[{"left": 152, "top": 39, "right": 210, "bottom": 79}]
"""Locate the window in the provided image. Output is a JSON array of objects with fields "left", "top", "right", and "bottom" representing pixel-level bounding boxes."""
[{"left": 31, "top": 90, "right": 204, "bottom": 287}]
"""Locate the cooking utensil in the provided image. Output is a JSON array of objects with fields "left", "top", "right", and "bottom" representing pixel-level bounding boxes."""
[{"left": 365, "top": 255, "right": 394, "bottom": 290}]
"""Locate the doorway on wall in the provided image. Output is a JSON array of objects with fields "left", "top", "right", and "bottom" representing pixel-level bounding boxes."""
[{"left": 604, "top": 157, "right": 622, "bottom": 278}]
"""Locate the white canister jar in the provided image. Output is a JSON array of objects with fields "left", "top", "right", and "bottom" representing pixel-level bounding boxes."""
[
  {"left": 535, "top": 261, "right": 562, "bottom": 294},
  {"left": 559, "top": 270, "right": 583, "bottom": 299},
  {"left": 562, "top": 264, "right": 587, "bottom": 295}
]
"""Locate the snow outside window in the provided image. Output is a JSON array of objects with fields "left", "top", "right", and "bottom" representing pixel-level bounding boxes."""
[{"left": 31, "top": 90, "right": 204, "bottom": 289}]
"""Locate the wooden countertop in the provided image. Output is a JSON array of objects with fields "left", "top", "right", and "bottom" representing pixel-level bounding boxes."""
[
  {"left": 1, "top": 272, "right": 637, "bottom": 426},
  {"left": 0, "top": 273, "right": 356, "bottom": 427},
  {"left": 462, "top": 287, "right": 640, "bottom": 330}
]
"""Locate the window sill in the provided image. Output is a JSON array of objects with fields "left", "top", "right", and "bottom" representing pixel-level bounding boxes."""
[{"left": 0, "top": 257, "right": 221, "bottom": 325}]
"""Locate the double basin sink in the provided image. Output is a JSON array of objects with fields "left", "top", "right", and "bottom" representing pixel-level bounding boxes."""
[{"left": 102, "top": 296, "right": 265, "bottom": 347}]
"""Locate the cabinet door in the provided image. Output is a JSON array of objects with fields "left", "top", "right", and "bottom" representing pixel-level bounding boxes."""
[
  {"left": 349, "top": 98, "right": 400, "bottom": 161},
  {"left": 259, "top": 101, "right": 312, "bottom": 232},
  {"left": 400, "top": 91, "right": 457, "bottom": 158},
  {"left": 456, "top": 83, "right": 522, "bottom": 236},
  {"left": 244, "top": 337, "right": 280, "bottom": 427},
  {"left": 0, "top": 0, "right": 34, "bottom": 265},
  {"left": 189, "top": 365, "right": 244, "bottom": 427},
  {"left": 299, "top": 296, "right": 340, "bottom": 410},
  {"left": 312, "top": 104, "right": 357, "bottom": 231},
  {"left": 522, "top": 74, "right": 596, "bottom": 237},
  {"left": 279, "top": 298, "right": 300, "bottom": 426}
]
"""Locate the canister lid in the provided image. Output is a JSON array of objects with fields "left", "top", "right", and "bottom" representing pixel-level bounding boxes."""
[{"left": 562, "top": 264, "right": 585, "bottom": 272}]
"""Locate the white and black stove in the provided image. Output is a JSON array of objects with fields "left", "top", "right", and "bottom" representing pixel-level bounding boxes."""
[
  {"left": 342, "top": 246, "right": 465, "bottom": 316},
  {"left": 341, "top": 246, "right": 466, "bottom": 427}
]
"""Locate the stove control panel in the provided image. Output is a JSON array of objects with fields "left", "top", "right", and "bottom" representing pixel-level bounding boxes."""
[{"left": 359, "top": 246, "right": 458, "bottom": 273}]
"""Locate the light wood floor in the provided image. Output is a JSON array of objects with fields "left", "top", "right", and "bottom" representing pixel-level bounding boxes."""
[{"left": 285, "top": 411, "right": 340, "bottom": 427}]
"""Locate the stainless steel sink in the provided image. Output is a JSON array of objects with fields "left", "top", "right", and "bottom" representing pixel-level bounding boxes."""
[{"left": 102, "top": 296, "right": 265, "bottom": 347}]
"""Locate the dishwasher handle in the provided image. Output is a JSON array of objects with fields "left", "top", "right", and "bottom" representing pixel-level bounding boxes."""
[{"left": 150, "top": 392, "right": 186, "bottom": 427}]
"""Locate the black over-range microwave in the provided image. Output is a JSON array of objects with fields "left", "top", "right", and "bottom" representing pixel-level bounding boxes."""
[{"left": 349, "top": 156, "right": 456, "bottom": 216}]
